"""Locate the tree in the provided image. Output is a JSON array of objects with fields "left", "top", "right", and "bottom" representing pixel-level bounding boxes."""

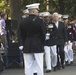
[
  {"left": 1, "top": 0, "right": 76, "bottom": 22},
  {"left": 63, "top": 0, "right": 76, "bottom": 17},
  {"left": 9, "top": 0, "right": 21, "bottom": 41},
  {"left": 9, "top": 0, "right": 21, "bottom": 23}
]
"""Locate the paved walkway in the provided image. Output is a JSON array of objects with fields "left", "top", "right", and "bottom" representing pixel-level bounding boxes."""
[
  {"left": 0, "top": 54, "right": 76, "bottom": 75},
  {"left": 0, "top": 64, "right": 76, "bottom": 75}
]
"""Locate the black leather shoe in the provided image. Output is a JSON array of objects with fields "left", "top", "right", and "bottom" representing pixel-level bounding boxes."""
[
  {"left": 57, "top": 66, "right": 61, "bottom": 70},
  {"left": 70, "top": 61, "right": 73, "bottom": 64},
  {"left": 46, "top": 70, "right": 51, "bottom": 73},
  {"left": 33, "top": 73, "right": 37, "bottom": 75},
  {"left": 54, "top": 66, "right": 57, "bottom": 71},
  {"left": 0, "top": 69, "right": 3, "bottom": 72},
  {"left": 62, "top": 65, "right": 65, "bottom": 69},
  {"left": 65, "top": 61, "right": 69, "bottom": 66}
]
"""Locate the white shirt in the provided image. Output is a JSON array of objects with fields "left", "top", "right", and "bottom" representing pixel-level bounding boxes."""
[
  {"left": 55, "top": 21, "right": 59, "bottom": 28},
  {"left": 0, "top": 18, "right": 7, "bottom": 35}
]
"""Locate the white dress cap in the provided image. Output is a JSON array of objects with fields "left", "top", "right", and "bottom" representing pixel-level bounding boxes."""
[
  {"left": 58, "top": 14, "right": 62, "bottom": 18},
  {"left": 39, "top": 12, "right": 44, "bottom": 16},
  {"left": 63, "top": 15, "right": 69, "bottom": 19},
  {"left": 42, "top": 12, "right": 51, "bottom": 17},
  {"left": 26, "top": 3, "right": 40, "bottom": 9},
  {"left": 23, "top": 9, "right": 29, "bottom": 14}
]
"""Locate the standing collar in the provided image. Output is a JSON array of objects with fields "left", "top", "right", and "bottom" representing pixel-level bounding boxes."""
[{"left": 29, "top": 14, "right": 38, "bottom": 17}]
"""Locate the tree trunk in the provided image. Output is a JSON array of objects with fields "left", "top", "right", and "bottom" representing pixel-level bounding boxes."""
[
  {"left": 9, "top": 0, "right": 21, "bottom": 42},
  {"left": 9, "top": 0, "right": 21, "bottom": 25}
]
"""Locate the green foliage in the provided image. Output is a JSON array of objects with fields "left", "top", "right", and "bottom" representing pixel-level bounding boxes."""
[
  {"left": 0, "top": 0, "right": 9, "bottom": 12},
  {"left": 0, "top": 0, "right": 10, "bottom": 18},
  {"left": 0, "top": 0, "right": 76, "bottom": 19},
  {"left": 63, "top": 0, "right": 76, "bottom": 16}
]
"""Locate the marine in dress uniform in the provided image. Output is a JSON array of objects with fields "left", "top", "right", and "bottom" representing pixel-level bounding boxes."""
[
  {"left": 19, "top": 3, "right": 45, "bottom": 75},
  {"left": 64, "top": 23, "right": 74, "bottom": 65},
  {"left": 58, "top": 14, "right": 63, "bottom": 22},
  {"left": 62, "top": 15, "right": 69, "bottom": 28},
  {"left": 22, "top": 9, "right": 29, "bottom": 19},
  {"left": 73, "top": 20, "right": 76, "bottom": 44},
  {"left": 43, "top": 12, "right": 58, "bottom": 72},
  {"left": 52, "top": 12, "right": 68, "bottom": 69},
  {"left": 18, "top": 9, "right": 29, "bottom": 50}
]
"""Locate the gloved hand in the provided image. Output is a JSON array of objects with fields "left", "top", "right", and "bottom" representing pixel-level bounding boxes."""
[
  {"left": 45, "top": 33, "right": 50, "bottom": 40},
  {"left": 19, "top": 46, "right": 23, "bottom": 50}
]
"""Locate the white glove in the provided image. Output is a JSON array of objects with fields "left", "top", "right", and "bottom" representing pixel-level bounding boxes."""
[
  {"left": 1, "top": 32, "right": 4, "bottom": 35},
  {"left": 45, "top": 33, "right": 50, "bottom": 40},
  {"left": 19, "top": 46, "right": 23, "bottom": 50}
]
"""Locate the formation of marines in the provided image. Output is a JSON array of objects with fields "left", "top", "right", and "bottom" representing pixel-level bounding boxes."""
[
  {"left": 0, "top": 3, "right": 76, "bottom": 75},
  {"left": 20, "top": 3, "right": 76, "bottom": 75}
]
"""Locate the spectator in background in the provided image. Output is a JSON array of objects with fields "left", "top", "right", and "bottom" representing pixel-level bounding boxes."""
[
  {"left": 0, "top": 13, "right": 7, "bottom": 54},
  {"left": 0, "top": 12, "right": 2, "bottom": 19}
]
